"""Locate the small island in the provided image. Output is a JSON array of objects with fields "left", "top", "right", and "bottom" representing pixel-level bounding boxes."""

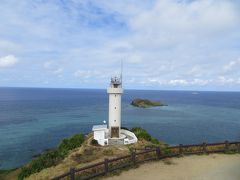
[{"left": 131, "top": 98, "right": 167, "bottom": 108}]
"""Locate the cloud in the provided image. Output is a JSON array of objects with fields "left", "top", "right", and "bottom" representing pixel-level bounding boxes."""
[
  {"left": 52, "top": 68, "right": 63, "bottom": 75},
  {"left": 140, "top": 78, "right": 212, "bottom": 87},
  {"left": 169, "top": 79, "right": 188, "bottom": 86},
  {"left": 130, "top": 0, "right": 239, "bottom": 37},
  {"left": 0, "top": 0, "right": 240, "bottom": 90},
  {"left": 0, "top": 40, "right": 21, "bottom": 53},
  {"left": 43, "top": 61, "right": 63, "bottom": 77},
  {"left": 0, "top": 55, "right": 18, "bottom": 68},
  {"left": 223, "top": 58, "right": 240, "bottom": 72},
  {"left": 74, "top": 70, "right": 105, "bottom": 79},
  {"left": 191, "top": 79, "right": 210, "bottom": 86},
  {"left": 43, "top": 61, "right": 53, "bottom": 69},
  {"left": 187, "top": 66, "right": 204, "bottom": 77},
  {"left": 217, "top": 76, "right": 234, "bottom": 84}
]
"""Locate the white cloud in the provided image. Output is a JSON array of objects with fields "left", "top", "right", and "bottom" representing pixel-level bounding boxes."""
[
  {"left": 74, "top": 70, "right": 102, "bottom": 79},
  {"left": 144, "top": 78, "right": 211, "bottom": 87},
  {"left": 217, "top": 76, "right": 234, "bottom": 84},
  {"left": 43, "top": 61, "right": 63, "bottom": 76},
  {"left": 74, "top": 70, "right": 89, "bottom": 78},
  {"left": 52, "top": 68, "right": 63, "bottom": 75},
  {"left": 223, "top": 58, "right": 240, "bottom": 72},
  {"left": 0, "top": 55, "right": 18, "bottom": 68},
  {"left": 191, "top": 79, "right": 210, "bottom": 86},
  {"left": 126, "top": 54, "right": 142, "bottom": 64},
  {"left": 1, "top": 1, "right": 240, "bottom": 90},
  {"left": 0, "top": 40, "right": 21, "bottom": 52},
  {"left": 169, "top": 79, "right": 188, "bottom": 86},
  {"left": 43, "top": 61, "right": 53, "bottom": 69},
  {"left": 187, "top": 66, "right": 204, "bottom": 77},
  {"left": 130, "top": 0, "right": 239, "bottom": 39}
]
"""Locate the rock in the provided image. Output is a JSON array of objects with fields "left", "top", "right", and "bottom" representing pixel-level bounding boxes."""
[{"left": 131, "top": 98, "right": 167, "bottom": 108}]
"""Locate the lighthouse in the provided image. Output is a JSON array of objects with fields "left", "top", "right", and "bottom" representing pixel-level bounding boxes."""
[
  {"left": 108, "top": 77, "right": 123, "bottom": 138},
  {"left": 92, "top": 73, "right": 137, "bottom": 146}
]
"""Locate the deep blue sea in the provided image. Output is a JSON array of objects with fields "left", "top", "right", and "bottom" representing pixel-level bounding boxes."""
[{"left": 0, "top": 88, "right": 240, "bottom": 169}]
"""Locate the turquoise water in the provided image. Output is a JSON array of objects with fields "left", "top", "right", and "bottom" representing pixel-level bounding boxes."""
[{"left": 0, "top": 88, "right": 240, "bottom": 169}]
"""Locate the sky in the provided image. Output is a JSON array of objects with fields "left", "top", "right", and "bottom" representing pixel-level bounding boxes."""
[{"left": 0, "top": 0, "right": 240, "bottom": 91}]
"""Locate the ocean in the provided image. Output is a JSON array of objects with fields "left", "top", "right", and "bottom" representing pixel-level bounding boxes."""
[{"left": 0, "top": 87, "right": 240, "bottom": 169}]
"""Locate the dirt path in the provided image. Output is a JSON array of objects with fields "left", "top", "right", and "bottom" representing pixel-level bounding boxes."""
[{"left": 107, "top": 154, "right": 240, "bottom": 180}]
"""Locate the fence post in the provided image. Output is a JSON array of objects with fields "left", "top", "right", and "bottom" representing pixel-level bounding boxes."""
[
  {"left": 237, "top": 143, "right": 240, "bottom": 153},
  {"left": 69, "top": 167, "right": 75, "bottom": 180},
  {"left": 104, "top": 158, "right": 109, "bottom": 175},
  {"left": 225, "top": 140, "right": 229, "bottom": 152},
  {"left": 179, "top": 144, "right": 183, "bottom": 155},
  {"left": 202, "top": 142, "right": 207, "bottom": 153},
  {"left": 131, "top": 151, "right": 136, "bottom": 165},
  {"left": 156, "top": 147, "right": 161, "bottom": 159}
]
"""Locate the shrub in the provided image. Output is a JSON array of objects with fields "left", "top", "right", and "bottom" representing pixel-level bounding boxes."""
[
  {"left": 131, "top": 127, "right": 152, "bottom": 141},
  {"left": 131, "top": 127, "right": 160, "bottom": 145},
  {"left": 162, "top": 146, "right": 172, "bottom": 155},
  {"left": 18, "top": 149, "right": 62, "bottom": 180},
  {"left": 150, "top": 138, "right": 159, "bottom": 145},
  {"left": 18, "top": 133, "right": 85, "bottom": 180},
  {"left": 58, "top": 134, "right": 85, "bottom": 155},
  {"left": 91, "top": 139, "right": 99, "bottom": 146}
]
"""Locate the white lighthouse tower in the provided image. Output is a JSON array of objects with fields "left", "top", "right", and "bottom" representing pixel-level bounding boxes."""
[
  {"left": 92, "top": 71, "right": 138, "bottom": 146},
  {"left": 108, "top": 76, "right": 123, "bottom": 138}
]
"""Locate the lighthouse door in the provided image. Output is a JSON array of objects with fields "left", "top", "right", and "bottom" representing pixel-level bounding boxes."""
[{"left": 111, "top": 127, "right": 119, "bottom": 138}]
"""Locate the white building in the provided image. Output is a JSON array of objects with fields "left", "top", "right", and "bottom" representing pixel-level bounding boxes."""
[{"left": 92, "top": 76, "right": 138, "bottom": 146}]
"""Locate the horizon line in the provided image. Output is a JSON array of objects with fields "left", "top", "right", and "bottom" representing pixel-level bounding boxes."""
[{"left": 0, "top": 86, "right": 240, "bottom": 93}]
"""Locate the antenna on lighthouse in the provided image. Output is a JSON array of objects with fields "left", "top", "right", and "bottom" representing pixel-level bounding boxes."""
[{"left": 120, "top": 59, "right": 123, "bottom": 85}]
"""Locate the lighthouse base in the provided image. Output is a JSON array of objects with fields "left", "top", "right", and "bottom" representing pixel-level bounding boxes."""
[
  {"left": 108, "top": 134, "right": 125, "bottom": 145},
  {"left": 92, "top": 125, "right": 138, "bottom": 146}
]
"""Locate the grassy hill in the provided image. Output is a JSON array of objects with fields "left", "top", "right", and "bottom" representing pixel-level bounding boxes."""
[{"left": 0, "top": 128, "right": 165, "bottom": 180}]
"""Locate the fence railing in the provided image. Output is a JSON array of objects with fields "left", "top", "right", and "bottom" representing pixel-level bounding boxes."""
[{"left": 52, "top": 140, "right": 240, "bottom": 180}]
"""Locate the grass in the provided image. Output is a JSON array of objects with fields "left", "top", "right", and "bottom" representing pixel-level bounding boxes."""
[
  {"left": 0, "top": 169, "right": 13, "bottom": 177},
  {"left": 18, "top": 133, "right": 85, "bottom": 180},
  {"left": 103, "top": 149, "right": 114, "bottom": 156},
  {"left": 11, "top": 127, "right": 239, "bottom": 180},
  {"left": 0, "top": 170, "right": 12, "bottom": 174},
  {"left": 1, "top": 127, "right": 162, "bottom": 180},
  {"left": 131, "top": 127, "right": 160, "bottom": 145}
]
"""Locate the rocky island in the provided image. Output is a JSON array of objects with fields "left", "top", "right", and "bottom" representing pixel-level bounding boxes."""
[{"left": 131, "top": 98, "right": 167, "bottom": 108}]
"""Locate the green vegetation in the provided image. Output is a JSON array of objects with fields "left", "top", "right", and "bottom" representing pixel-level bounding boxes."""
[
  {"left": 0, "top": 169, "right": 15, "bottom": 177},
  {"left": 150, "top": 137, "right": 160, "bottom": 145},
  {"left": 161, "top": 145, "right": 172, "bottom": 155},
  {"left": 4, "top": 126, "right": 239, "bottom": 180},
  {"left": 58, "top": 134, "right": 85, "bottom": 155},
  {"left": 91, "top": 139, "right": 99, "bottom": 146},
  {"left": 0, "top": 169, "right": 11, "bottom": 174},
  {"left": 131, "top": 127, "right": 159, "bottom": 144},
  {"left": 18, "top": 133, "right": 85, "bottom": 180},
  {"left": 131, "top": 98, "right": 167, "bottom": 108},
  {"left": 16, "top": 127, "right": 162, "bottom": 180}
]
